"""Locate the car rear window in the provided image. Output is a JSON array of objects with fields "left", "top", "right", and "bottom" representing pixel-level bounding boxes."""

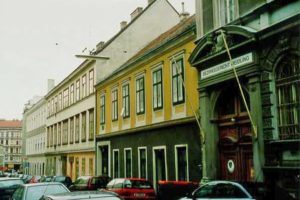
[
  {"left": 0, "top": 179, "right": 23, "bottom": 187},
  {"left": 74, "top": 177, "right": 89, "bottom": 184},
  {"left": 126, "top": 180, "right": 153, "bottom": 189},
  {"left": 26, "top": 184, "right": 69, "bottom": 200}
]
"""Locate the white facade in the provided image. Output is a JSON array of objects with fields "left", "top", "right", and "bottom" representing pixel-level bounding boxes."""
[
  {"left": 95, "top": 0, "right": 180, "bottom": 82},
  {"left": 23, "top": 98, "right": 47, "bottom": 175}
]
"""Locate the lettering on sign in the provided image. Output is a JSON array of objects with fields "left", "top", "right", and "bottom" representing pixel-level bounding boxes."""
[{"left": 201, "top": 53, "right": 253, "bottom": 79}]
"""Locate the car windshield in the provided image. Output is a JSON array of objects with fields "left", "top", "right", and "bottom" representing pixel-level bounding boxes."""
[
  {"left": 194, "top": 183, "right": 248, "bottom": 198},
  {"left": 53, "top": 176, "right": 65, "bottom": 182},
  {"left": 74, "top": 177, "right": 89, "bottom": 184},
  {"left": 125, "top": 180, "right": 153, "bottom": 189},
  {"left": 26, "top": 184, "right": 69, "bottom": 200},
  {"left": 0, "top": 179, "right": 23, "bottom": 187}
]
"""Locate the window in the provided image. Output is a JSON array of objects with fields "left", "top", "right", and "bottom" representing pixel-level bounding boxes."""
[
  {"left": 54, "top": 96, "right": 58, "bottom": 113},
  {"left": 136, "top": 77, "right": 145, "bottom": 114},
  {"left": 76, "top": 79, "right": 80, "bottom": 101},
  {"left": 70, "top": 117, "right": 74, "bottom": 144},
  {"left": 176, "top": 146, "right": 188, "bottom": 181},
  {"left": 82, "top": 75, "right": 87, "bottom": 98},
  {"left": 63, "top": 120, "right": 68, "bottom": 145},
  {"left": 57, "top": 123, "right": 61, "bottom": 146},
  {"left": 275, "top": 54, "right": 300, "bottom": 140},
  {"left": 63, "top": 88, "right": 69, "bottom": 108},
  {"left": 172, "top": 58, "right": 185, "bottom": 104},
  {"left": 112, "top": 89, "right": 118, "bottom": 121},
  {"left": 82, "top": 158, "right": 86, "bottom": 176},
  {"left": 70, "top": 84, "right": 74, "bottom": 105},
  {"left": 100, "top": 95, "right": 105, "bottom": 124},
  {"left": 81, "top": 112, "right": 86, "bottom": 142},
  {"left": 89, "top": 70, "right": 94, "bottom": 94},
  {"left": 89, "top": 158, "right": 93, "bottom": 175},
  {"left": 153, "top": 69, "right": 163, "bottom": 110},
  {"left": 75, "top": 115, "right": 80, "bottom": 143},
  {"left": 124, "top": 148, "right": 132, "bottom": 178},
  {"left": 219, "top": 0, "right": 237, "bottom": 25},
  {"left": 58, "top": 93, "right": 62, "bottom": 111},
  {"left": 89, "top": 109, "right": 94, "bottom": 140},
  {"left": 51, "top": 99, "right": 54, "bottom": 115},
  {"left": 138, "top": 148, "right": 147, "bottom": 179},
  {"left": 75, "top": 157, "right": 79, "bottom": 179},
  {"left": 52, "top": 125, "right": 57, "bottom": 146},
  {"left": 122, "top": 84, "right": 130, "bottom": 118},
  {"left": 113, "top": 150, "right": 119, "bottom": 178}
]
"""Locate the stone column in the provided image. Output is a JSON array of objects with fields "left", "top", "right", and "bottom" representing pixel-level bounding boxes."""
[{"left": 248, "top": 74, "right": 265, "bottom": 182}]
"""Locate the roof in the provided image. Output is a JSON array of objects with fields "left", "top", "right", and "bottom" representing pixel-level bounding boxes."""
[
  {"left": 0, "top": 120, "right": 22, "bottom": 128},
  {"left": 97, "top": 15, "right": 195, "bottom": 85},
  {"left": 45, "top": 190, "right": 120, "bottom": 200}
]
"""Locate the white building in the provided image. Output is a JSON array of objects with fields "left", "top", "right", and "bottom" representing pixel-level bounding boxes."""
[
  {"left": 45, "top": 0, "right": 180, "bottom": 180},
  {"left": 22, "top": 96, "right": 47, "bottom": 175}
]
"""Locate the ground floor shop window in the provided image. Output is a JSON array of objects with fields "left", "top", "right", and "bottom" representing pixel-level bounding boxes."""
[
  {"left": 175, "top": 145, "right": 188, "bottom": 181},
  {"left": 139, "top": 147, "right": 147, "bottom": 179},
  {"left": 124, "top": 148, "right": 132, "bottom": 178},
  {"left": 113, "top": 150, "right": 119, "bottom": 178}
]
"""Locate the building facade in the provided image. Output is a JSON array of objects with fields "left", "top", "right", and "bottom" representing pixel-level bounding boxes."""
[
  {"left": 190, "top": 0, "right": 300, "bottom": 198},
  {"left": 0, "top": 119, "right": 22, "bottom": 171},
  {"left": 45, "top": 60, "right": 96, "bottom": 180},
  {"left": 22, "top": 97, "right": 47, "bottom": 175},
  {"left": 95, "top": 16, "right": 201, "bottom": 189},
  {"left": 44, "top": 0, "right": 181, "bottom": 181}
]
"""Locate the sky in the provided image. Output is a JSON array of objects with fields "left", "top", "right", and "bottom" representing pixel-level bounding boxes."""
[{"left": 0, "top": 0, "right": 195, "bottom": 120}]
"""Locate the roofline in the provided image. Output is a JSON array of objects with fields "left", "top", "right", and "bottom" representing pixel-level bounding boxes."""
[
  {"left": 95, "top": 18, "right": 196, "bottom": 88},
  {"left": 93, "top": 0, "right": 179, "bottom": 55},
  {"left": 45, "top": 59, "right": 95, "bottom": 99}
]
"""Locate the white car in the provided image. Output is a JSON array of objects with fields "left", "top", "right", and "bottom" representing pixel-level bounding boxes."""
[{"left": 179, "top": 180, "right": 255, "bottom": 200}]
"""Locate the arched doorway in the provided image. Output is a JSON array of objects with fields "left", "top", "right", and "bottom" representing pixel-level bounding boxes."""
[{"left": 216, "top": 87, "right": 254, "bottom": 182}]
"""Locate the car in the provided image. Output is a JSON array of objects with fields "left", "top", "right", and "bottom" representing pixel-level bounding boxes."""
[
  {"left": 178, "top": 180, "right": 255, "bottom": 200},
  {"left": 40, "top": 190, "right": 123, "bottom": 200},
  {"left": 11, "top": 182, "right": 70, "bottom": 200},
  {"left": 106, "top": 178, "right": 156, "bottom": 200},
  {"left": 69, "top": 175, "right": 111, "bottom": 191},
  {"left": 52, "top": 175, "right": 73, "bottom": 188},
  {"left": 0, "top": 177, "right": 24, "bottom": 200},
  {"left": 40, "top": 175, "right": 54, "bottom": 183}
]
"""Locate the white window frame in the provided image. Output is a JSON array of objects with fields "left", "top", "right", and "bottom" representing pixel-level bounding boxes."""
[
  {"left": 111, "top": 88, "right": 118, "bottom": 121},
  {"left": 138, "top": 147, "right": 148, "bottom": 179},
  {"left": 152, "top": 146, "right": 168, "bottom": 190},
  {"left": 136, "top": 75, "right": 145, "bottom": 115},
  {"left": 152, "top": 65, "right": 163, "bottom": 110},
  {"left": 112, "top": 149, "right": 120, "bottom": 179},
  {"left": 170, "top": 54, "right": 185, "bottom": 105},
  {"left": 100, "top": 94, "right": 105, "bottom": 124},
  {"left": 124, "top": 148, "right": 132, "bottom": 178},
  {"left": 174, "top": 144, "right": 189, "bottom": 181}
]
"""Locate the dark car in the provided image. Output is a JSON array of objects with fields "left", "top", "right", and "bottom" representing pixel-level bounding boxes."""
[
  {"left": 11, "top": 182, "right": 70, "bottom": 200},
  {"left": 106, "top": 178, "right": 156, "bottom": 200},
  {"left": 52, "top": 175, "right": 72, "bottom": 188},
  {"left": 40, "top": 190, "right": 123, "bottom": 200},
  {"left": 40, "top": 175, "right": 54, "bottom": 183},
  {"left": 179, "top": 180, "right": 254, "bottom": 200},
  {"left": 0, "top": 177, "right": 24, "bottom": 200},
  {"left": 69, "top": 176, "right": 111, "bottom": 191}
]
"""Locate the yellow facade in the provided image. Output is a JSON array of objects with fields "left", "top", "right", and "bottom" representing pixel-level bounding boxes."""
[
  {"left": 66, "top": 152, "right": 95, "bottom": 181},
  {"left": 95, "top": 23, "right": 198, "bottom": 135}
]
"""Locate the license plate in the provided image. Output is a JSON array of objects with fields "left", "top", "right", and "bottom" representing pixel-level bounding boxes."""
[{"left": 134, "top": 193, "right": 145, "bottom": 197}]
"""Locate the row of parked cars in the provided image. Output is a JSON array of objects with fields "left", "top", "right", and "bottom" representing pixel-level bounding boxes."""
[{"left": 0, "top": 173, "right": 259, "bottom": 200}]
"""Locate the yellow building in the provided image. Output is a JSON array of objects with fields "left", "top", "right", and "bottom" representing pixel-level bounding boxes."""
[{"left": 95, "top": 15, "right": 202, "bottom": 188}]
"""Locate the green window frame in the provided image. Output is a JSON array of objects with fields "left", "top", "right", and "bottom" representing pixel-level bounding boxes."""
[
  {"left": 122, "top": 84, "right": 130, "bottom": 118},
  {"left": 153, "top": 69, "right": 163, "bottom": 110},
  {"left": 172, "top": 58, "right": 185, "bottom": 105},
  {"left": 100, "top": 95, "right": 105, "bottom": 124},
  {"left": 136, "top": 77, "right": 145, "bottom": 114}
]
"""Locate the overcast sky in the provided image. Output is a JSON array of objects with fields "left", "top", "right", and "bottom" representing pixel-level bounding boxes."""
[{"left": 0, "top": 0, "right": 195, "bottom": 120}]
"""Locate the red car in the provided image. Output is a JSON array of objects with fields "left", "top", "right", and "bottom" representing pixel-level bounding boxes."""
[
  {"left": 69, "top": 175, "right": 111, "bottom": 191},
  {"left": 106, "top": 178, "right": 156, "bottom": 200}
]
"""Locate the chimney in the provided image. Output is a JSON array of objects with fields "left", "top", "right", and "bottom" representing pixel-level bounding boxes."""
[
  {"left": 120, "top": 21, "right": 127, "bottom": 30},
  {"left": 96, "top": 41, "right": 105, "bottom": 51},
  {"left": 148, "top": 0, "right": 155, "bottom": 5},
  {"left": 130, "top": 7, "right": 143, "bottom": 21},
  {"left": 47, "top": 79, "right": 55, "bottom": 92},
  {"left": 179, "top": 2, "right": 190, "bottom": 21}
]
